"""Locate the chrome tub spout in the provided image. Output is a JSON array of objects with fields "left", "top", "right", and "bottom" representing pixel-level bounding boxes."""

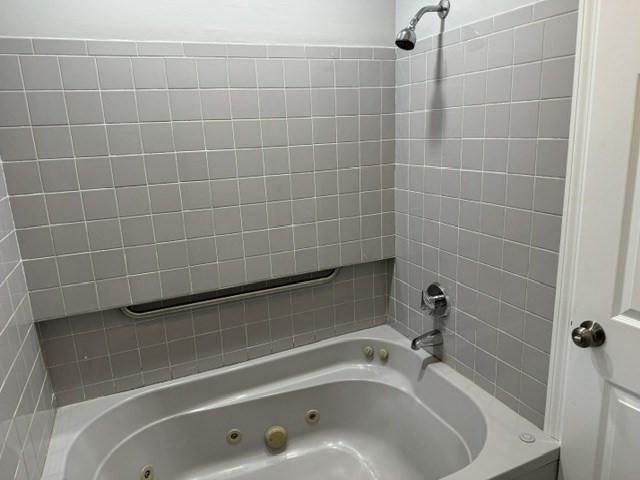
[{"left": 411, "top": 329, "right": 443, "bottom": 350}]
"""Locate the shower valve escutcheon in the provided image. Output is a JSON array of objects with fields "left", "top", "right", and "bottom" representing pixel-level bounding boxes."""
[{"left": 421, "top": 282, "right": 450, "bottom": 318}]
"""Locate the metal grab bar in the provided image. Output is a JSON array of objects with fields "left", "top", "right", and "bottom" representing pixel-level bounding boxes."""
[{"left": 120, "top": 268, "right": 339, "bottom": 320}]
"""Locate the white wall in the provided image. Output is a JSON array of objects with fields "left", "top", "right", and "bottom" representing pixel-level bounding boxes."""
[
  {"left": 0, "top": 0, "right": 395, "bottom": 46},
  {"left": 396, "top": 0, "right": 536, "bottom": 39}
]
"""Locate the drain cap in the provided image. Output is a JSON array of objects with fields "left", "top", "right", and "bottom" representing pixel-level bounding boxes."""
[{"left": 264, "top": 425, "right": 288, "bottom": 450}]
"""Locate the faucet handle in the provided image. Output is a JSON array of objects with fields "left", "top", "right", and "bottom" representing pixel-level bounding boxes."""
[{"left": 421, "top": 283, "right": 450, "bottom": 317}]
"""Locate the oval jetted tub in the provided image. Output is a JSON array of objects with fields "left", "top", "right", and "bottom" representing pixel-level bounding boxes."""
[{"left": 41, "top": 326, "right": 559, "bottom": 480}]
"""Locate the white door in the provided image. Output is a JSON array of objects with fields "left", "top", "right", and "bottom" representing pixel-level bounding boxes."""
[{"left": 555, "top": 0, "right": 640, "bottom": 479}]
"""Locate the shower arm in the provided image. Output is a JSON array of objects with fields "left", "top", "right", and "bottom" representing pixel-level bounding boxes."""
[
  {"left": 408, "top": 0, "right": 450, "bottom": 28},
  {"left": 410, "top": 6, "right": 441, "bottom": 27}
]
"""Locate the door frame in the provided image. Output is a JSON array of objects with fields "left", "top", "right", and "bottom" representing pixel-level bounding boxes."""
[{"left": 543, "top": 0, "right": 597, "bottom": 440}]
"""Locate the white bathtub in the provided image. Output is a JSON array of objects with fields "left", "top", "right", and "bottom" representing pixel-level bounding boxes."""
[{"left": 41, "top": 326, "right": 558, "bottom": 480}]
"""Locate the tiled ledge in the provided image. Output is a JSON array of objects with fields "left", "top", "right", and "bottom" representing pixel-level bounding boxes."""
[{"left": 0, "top": 36, "right": 396, "bottom": 60}]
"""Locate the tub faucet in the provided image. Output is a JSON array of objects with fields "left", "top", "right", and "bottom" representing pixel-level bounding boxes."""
[{"left": 411, "top": 329, "right": 443, "bottom": 350}]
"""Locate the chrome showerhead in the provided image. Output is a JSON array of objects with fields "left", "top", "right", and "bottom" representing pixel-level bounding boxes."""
[
  {"left": 395, "top": 27, "right": 417, "bottom": 51},
  {"left": 395, "top": 0, "right": 450, "bottom": 50}
]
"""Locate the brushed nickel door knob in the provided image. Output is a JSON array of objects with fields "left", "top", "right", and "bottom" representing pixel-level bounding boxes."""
[{"left": 571, "top": 321, "right": 606, "bottom": 348}]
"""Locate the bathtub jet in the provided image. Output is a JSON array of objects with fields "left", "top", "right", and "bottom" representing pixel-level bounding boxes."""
[{"left": 396, "top": 0, "right": 450, "bottom": 50}]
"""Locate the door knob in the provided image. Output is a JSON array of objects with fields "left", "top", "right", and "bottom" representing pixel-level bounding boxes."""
[{"left": 571, "top": 321, "right": 606, "bottom": 348}]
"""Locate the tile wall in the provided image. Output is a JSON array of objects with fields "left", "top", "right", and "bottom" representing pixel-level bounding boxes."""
[
  {"left": 0, "top": 0, "right": 578, "bottom": 429},
  {"left": 0, "top": 158, "right": 55, "bottom": 479},
  {"left": 389, "top": 0, "right": 578, "bottom": 428},
  {"left": 0, "top": 38, "right": 395, "bottom": 321},
  {"left": 38, "top": 260, "right": 390, "bottom": 406}
]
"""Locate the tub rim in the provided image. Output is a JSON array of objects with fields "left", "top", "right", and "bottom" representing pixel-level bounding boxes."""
[{"left": 41, "top": 325, "right": 559, "bottom": 480}]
